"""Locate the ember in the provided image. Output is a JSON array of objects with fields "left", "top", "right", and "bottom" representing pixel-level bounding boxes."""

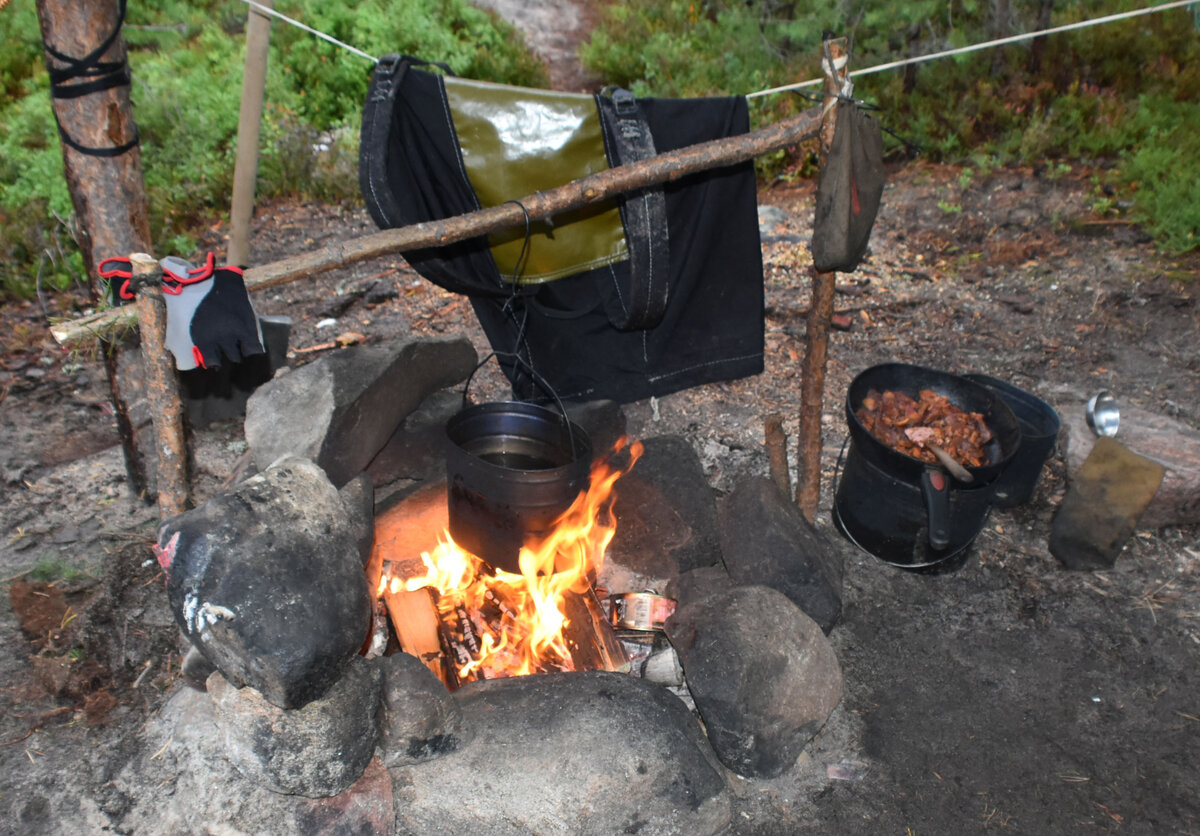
[
  {"left": 856, "top": 388, "right": 993, "bottom": 468},
  {"left": 377, "top": 438, "right": 642, "bottom": 688}
]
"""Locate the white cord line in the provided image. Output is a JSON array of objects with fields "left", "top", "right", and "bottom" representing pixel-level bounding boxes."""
[
  {"left": 237, "top": 0, "right": 378, "bottom": 63},
  {"left": 747, "top": 0, "right": 1200, "bottom": 99}
]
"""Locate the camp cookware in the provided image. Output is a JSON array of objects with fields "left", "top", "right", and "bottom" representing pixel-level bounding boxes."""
[
  {"left": 964, "top": 373, "right": 1061, "bottom": 508},
  {"left": 445, "top": 401, "right": 592, "bottom": 574},
  {"left": 834, "top": 363, "right": 1021, "bottom": 571},
  {"left": 1086, "top": 391, "right": 1120, "bottom": 438}
]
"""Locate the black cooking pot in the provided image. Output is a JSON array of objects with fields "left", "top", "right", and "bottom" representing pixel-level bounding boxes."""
[
  {"left": 834, "top": 363, "right": 1021, "bottom": 570},
  {"left": 445, "top": 401, "right": 592, "bottom": 574},
  {"left": 963, "top": 373, "right": 1061, "bottom": 508}
]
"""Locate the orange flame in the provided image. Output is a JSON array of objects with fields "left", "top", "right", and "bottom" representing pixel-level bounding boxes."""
[{"left": 389, "top": 437, "right": 642, "bottom": 683}]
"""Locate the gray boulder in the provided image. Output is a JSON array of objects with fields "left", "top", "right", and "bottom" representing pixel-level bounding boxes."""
[
  {"left": 208, "top": 656, "right": 383, "bottom": 798},
  {"left": 339, "top": 472, "right": 375, "bottom": 566},
  {"left": 666, "top": 585, "right": 843, "bottom": 779},
  {"left": 379, "top": 651, "right": 470, "bottom": 768},
  {"left": 390, "top": 671, "right": 731, "bottom": 835},
  {"left": 366, "top": 388, "right": 463, "bottom": 494},
  {"left": 718, "top": 476, "right": 845, "bottom": 633},
  {"left": 607, "top": 435, "right": 723, "bottom": 587},
  {"left": 245, "top": 335, "right": 476, "bottom": 487},
  {"left": 160, "top": 456, "right": 371, "bottom": 709}
]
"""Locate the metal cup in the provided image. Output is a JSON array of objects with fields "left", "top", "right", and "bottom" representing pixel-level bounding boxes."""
[{"left": 1085, "top": 391, "right": 1120, "bottom": 438}]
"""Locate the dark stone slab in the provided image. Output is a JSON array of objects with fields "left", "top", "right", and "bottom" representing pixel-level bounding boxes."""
[
  {"left": 365, "top": 388, "right": 461, "bottom": 491},
  {"left": 160, "top": 457, "right": 372, "bottom": 709},
  {"left": 607, "top": 435, "right": 723, "bottom": 586},
  {"left": 339, "top": 473, "right": 375, "bottom": 566},
  {"left": 208, "top": 655, "right": 383, "bottom": 798},
  {"left": 1051, "top": 436, "right": 1165, "bottom": 570},
  {"left": 245, "top": 335, "right": 476, "bottom": 487},
  {"left": 379, "top": 652, "right": 470, "bottom": 768},
  {"left": 564, "top": 398, "right": 627, "bottom": 458},
  {"left": 717, "top": 476, "right": 845, "bottom": 633},
  {"left": 666, "top": 585, "right": 843, "bottom": 779},
  {"left": 389, "top": 671, "right": 731, "bottom": 835}
]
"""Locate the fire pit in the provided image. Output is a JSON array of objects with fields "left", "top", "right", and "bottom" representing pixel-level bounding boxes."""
[{"left": 152, "top": 342, "right": 847, "bottom": 830}]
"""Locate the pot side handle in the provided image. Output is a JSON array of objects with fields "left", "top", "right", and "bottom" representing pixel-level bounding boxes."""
[{"left": 920, "top": 468, "right": 952, "bottom": 551}]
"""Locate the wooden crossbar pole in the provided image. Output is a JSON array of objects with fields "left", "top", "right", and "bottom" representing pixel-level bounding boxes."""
[{"left": 51, "top": 106, "right": 824, "bottom": 347}]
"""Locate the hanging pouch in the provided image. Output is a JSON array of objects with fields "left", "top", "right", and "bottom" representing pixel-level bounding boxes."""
[{"left": 810, "top": 101, "right": 885, "bottom": 273}]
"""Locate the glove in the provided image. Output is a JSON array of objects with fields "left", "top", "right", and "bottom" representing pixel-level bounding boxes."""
[
  {"left": 97, "top": 257, "right": 133, "bottom": 307},
  {"left": 97, "top": 252, "right": 214, "bottom": 306},
  {"left": 161, "top": 255, "right": 265, "bottom": 371}
]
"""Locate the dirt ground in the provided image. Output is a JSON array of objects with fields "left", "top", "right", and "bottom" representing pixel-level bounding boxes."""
[{"left": 3, "top": 7, "right": 1200, "bottom": 833}]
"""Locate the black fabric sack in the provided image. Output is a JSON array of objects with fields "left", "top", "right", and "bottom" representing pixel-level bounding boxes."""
[
  {"left": 810, "top": 101, "right": 885, "bottom": 273},
  {"left": 359, "top": 57, "right": 764, "bottom": 404}
]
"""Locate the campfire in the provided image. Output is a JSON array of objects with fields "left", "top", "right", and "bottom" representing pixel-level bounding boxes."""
[{"left": 371, "top": 438, "right": 643, "bottom": 690}]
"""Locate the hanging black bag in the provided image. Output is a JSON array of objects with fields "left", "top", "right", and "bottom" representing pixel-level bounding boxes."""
[{"left": 810, "top": 101, "right": 885, "bottom": 273}]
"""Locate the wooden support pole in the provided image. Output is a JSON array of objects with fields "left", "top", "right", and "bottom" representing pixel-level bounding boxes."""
[
  {"left": 52, "top": 105, "right": 824, "bottom": 347},
  {"left": 130, "top": 253, "right": 191, "bottom": 518},
  {"left": 227, "top": 0, "right": 272, "bottom": 266},
  {"left": 796, "top": 37, "right": 849, "bottom": 522}
]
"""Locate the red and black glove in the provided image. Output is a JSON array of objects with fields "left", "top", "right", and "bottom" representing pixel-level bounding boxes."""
[{"left": 161, "top": 255, "right": 264, "bottom": 371}]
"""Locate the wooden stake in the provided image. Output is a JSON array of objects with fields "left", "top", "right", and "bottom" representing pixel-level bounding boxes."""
[
  {"left": 130, "top": 253, "right": 190, "bottom": 518},
  {"left": 796, "top": 37, "right": 849, "bottom": 522},
  {"left": 764, "top": 413, "right": 791, "bottom": 497},
  {"left": 52, "top": 105, "right": 824, "bottom": 347}
]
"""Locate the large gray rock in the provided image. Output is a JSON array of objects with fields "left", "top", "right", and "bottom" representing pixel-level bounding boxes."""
[
  {"left": 718, "top": 476, "right": 845, "bottom": 633},
  {"left": 1062, "top": 402, "right": 1198, "bottom": 528},
  {"left": 114, "top": 685, "right": 396, "bottom": 833},
  {"left": 160, "top": 457, "right": 371, "bottom": 709},
  {"left": 379, "top": 652, "right": 470, "bottom": 768},
  {"left": 339, "top": 472, "right": 375, "bottom": 566},
  {"left": 366, "top": 388, "right": 462, "bottom": 494},
  {"left": 208, "top": 656, "right": 383, "bottom": 798},
  {"left": 390, "top": 671, "right": 732, "bottom": 835},
  {"left": 245, "top": 335, "right": 476, "bottom": 487},
  {"left": 606, "top": 435, "right": 723, "bottom": 587},
  {"left": 666, "top": 585, "right": 843, "bottom": 779}
]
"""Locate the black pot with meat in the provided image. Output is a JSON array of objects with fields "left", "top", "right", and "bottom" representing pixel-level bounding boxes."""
[{"left": 834, "top": 363, "right": 1021, "bottom": 572}]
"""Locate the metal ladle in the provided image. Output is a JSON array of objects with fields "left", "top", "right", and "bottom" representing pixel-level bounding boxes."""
[{"left": 1086, "top": 391, "right": 1120, "bottom": 438}]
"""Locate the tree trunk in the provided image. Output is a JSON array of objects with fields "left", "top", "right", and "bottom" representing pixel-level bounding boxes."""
[
  {"left": 990, "top": 0, "right": 1012, "bottom": 77},
  {"left": 1027, "top": 0, "right": 1056, "bottom": 75},
  {"left": 36, "top": 0, "right": 153, "bottom": 498}
]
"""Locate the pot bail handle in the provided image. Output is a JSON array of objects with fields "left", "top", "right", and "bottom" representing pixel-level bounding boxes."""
[
  {"left": 920, "top": 468, "right": 952, "bottom": 551},
  {"left": 460, "top": 350, "right": 578, "bottom": 454}
]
